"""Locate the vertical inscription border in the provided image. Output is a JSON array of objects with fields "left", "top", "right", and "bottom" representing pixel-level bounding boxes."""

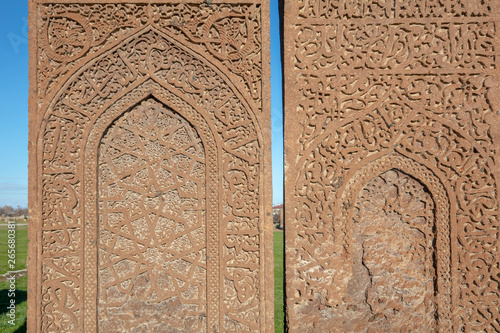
[{"left": 28, "top": 1, "right": 272, "bottom": 332}]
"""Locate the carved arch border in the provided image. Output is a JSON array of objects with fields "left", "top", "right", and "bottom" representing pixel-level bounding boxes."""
[
  {"left": 35, "top": 24, "right": 266, "bottom": 332},
  {"left": 38, "top": 24, "right": 264, "bottom": 143},
  {"left": 336, "top": 152, "right": 454, "bottom": 332},
  {"left": 83, "top": 79, "right": 220, "bottom": 332}
]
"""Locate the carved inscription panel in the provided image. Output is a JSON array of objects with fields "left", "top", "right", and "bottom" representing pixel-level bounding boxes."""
[
  {"left": 284, "top": 0, "right": 500, "bottom": 332},
  {"left": 28, "top": 1, "right": 272, "bottom": 332}
]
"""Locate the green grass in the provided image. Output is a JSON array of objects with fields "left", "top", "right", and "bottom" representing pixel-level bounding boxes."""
[
  {"left": 0, "top": 224, "right": 28, "bottom": 332},
  {"left": 274, "top": 231, "right": 284, "bottom": 333},
  {"left": 0, "top": 225, "right": 284, "bottom": 332},
  {"left": 0, "top": 225, "right": 28, "bottom": 274},
  {"left": 0, "top": 276, "right": 27, "bottom": 332}
]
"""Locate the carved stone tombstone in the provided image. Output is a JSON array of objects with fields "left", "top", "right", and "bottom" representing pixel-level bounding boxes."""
[
  {"left": 283, "top": 0, "right": 500, "bottom": 332},
  {"left": 28, "top": 1, "right": 273, "bottom": 332}
]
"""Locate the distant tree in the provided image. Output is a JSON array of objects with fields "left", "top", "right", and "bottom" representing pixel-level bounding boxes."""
[
  {"left": 0, "top": 205, "right": 14, "bottom": 216},
  {"left": 0, "top": 205, "right": 28, "bottom": 217},
  {"left": 273, "top": 212, "right": 280, "bottom": 223}
]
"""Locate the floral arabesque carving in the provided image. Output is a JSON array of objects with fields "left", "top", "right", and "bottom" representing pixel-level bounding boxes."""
[
  {"left": 285, "top": 0, "right": 499, "bottom": 331},
  {"left": 288, "top": 100, "right": 498, "bottom": 331},
  {"left": 35, "top": 16, "right": 266, "bottom": 333},
  {"left": 37, "top": 3, "right": 262, "bottom": 111},
  {"left": 38, "top": 4, "right": 147, "bottom": 97},
  {"left": 153, "top": 3, "right": 262, "bottom": 106}
]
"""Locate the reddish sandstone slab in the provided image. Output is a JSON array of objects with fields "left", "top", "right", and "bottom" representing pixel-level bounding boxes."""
[
  {"left": 283, "top": 0, "right": 500, "bottom": 331},
  {"left": 28, "top": 1, "right": 273, "bottom": 332}
]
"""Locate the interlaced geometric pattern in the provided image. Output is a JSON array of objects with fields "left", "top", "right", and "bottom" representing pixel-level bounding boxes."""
[{"left": 97, "top": 98, "right": 207, "bottom": 332}]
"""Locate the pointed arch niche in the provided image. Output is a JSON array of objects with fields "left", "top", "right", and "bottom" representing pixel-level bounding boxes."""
[
  {"left": 33, "top": 22, "right": 271, "bottom": 332},
  {"left": 337, "top": 153, "right": 453, "bottom": 332},
  {"left": 83, "top": 79, "right": 220, "bottom": 331},
  {"left": 89, "top": 91, "right": 216, "bottom": 331}
]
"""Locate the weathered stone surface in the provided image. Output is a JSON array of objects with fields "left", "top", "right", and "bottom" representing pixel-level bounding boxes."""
[
  {"left": 283, "top": 1, "right": 500, "bottom": 332},
  {"left": 28, "top": 1, "right": 273, "bottom": 332}
]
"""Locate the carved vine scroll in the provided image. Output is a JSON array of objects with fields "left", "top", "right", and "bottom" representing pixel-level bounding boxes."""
[
  {"left": 28, "top": 1, "right": 272, "bottom": 332},
  {"left": 284, "top": 0, "right": 500, "bottom": 332}
]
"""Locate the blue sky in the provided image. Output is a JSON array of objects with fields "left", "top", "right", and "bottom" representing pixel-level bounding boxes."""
[
  {"left": 0, "top": 4, "right": 29, "bottom": 208},
  {"left": 0, "top": 1, "right": 283, "bottom": 208}
]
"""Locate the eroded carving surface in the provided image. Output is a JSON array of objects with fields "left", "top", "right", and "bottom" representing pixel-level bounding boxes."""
[
  {"left": 348, "top": 170, "right": 436, "bottom": 332},
  {"left": 285, "top": 0, "right": 500, "bottom": 331},
  {"left": 98, "top": 99, "right": 207, "bottom": 332}
]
